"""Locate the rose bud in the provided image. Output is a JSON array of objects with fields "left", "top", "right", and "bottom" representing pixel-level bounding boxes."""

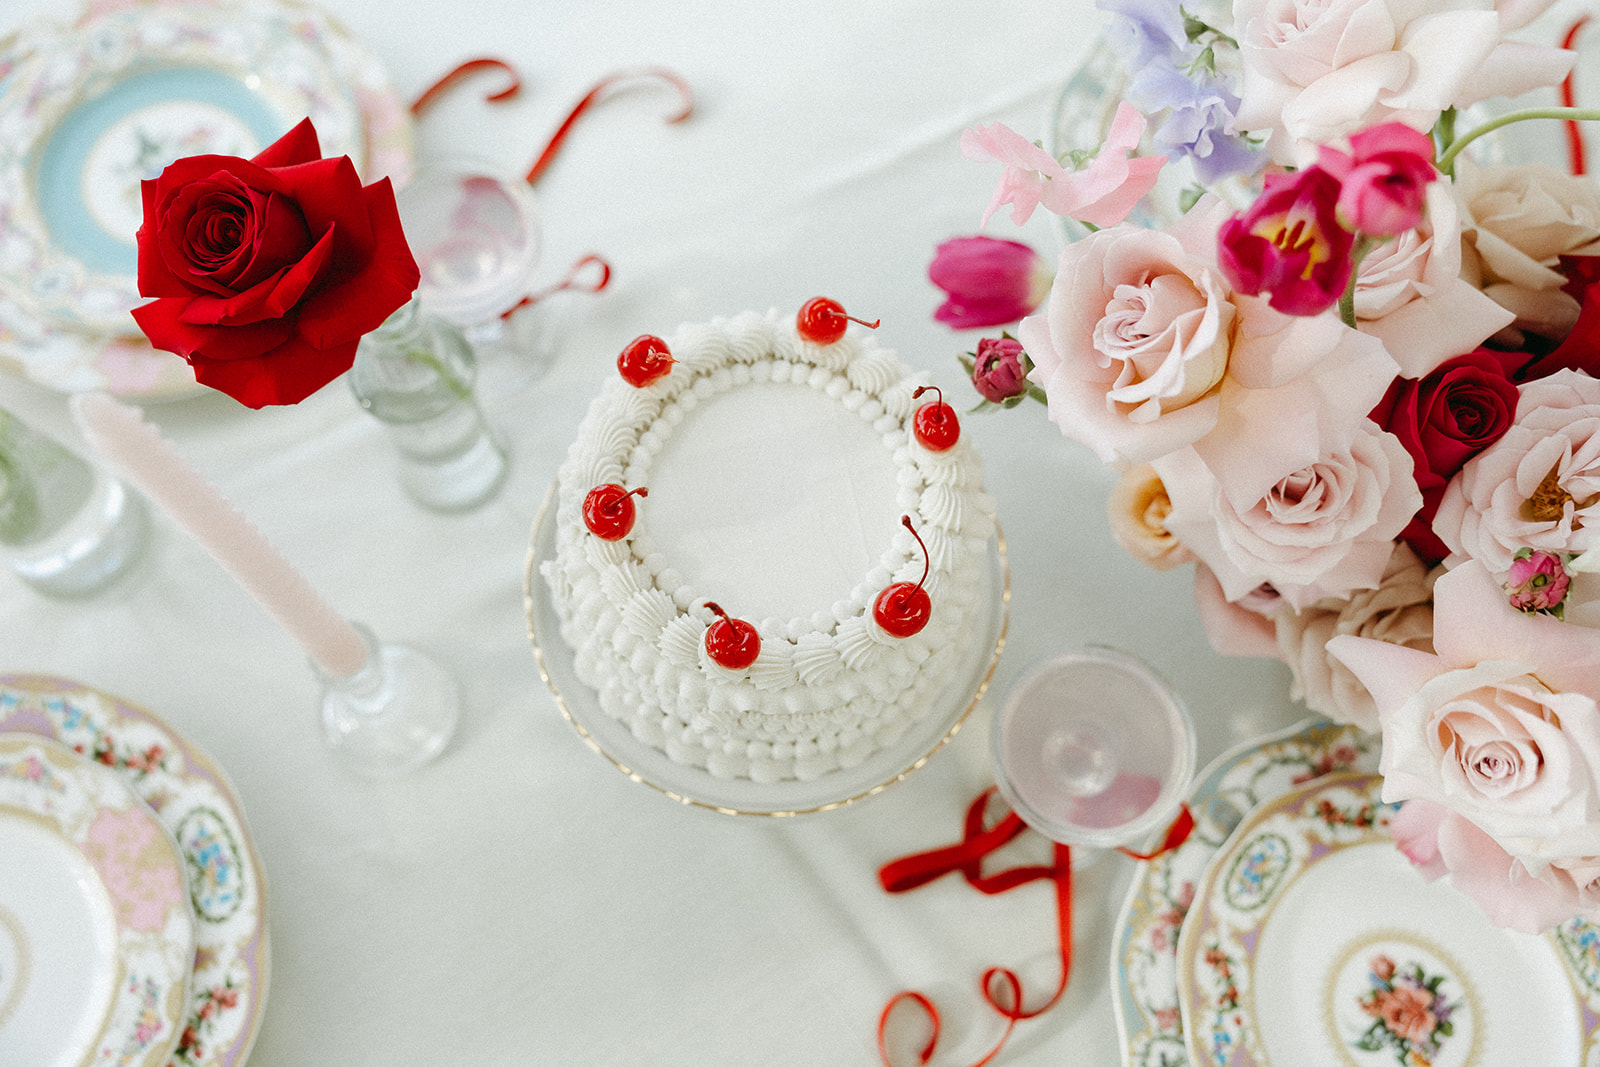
[
  {"left": 1507, "top": 549, "right": 1571, "bottom": 614},
  {"left": 929, "top": 236, "right": 1052, "bottom": 329},
  {"left": 970, "top": 336, "right": 1030, "bottom": 403}
]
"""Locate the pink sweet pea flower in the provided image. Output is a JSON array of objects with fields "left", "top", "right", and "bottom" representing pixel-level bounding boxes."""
[
  {"left": 961, "top": 103, "right": 1165, "bottom": 230},
  {"left": 1218, "top": 166, "right": 1354, "bottom": 316},
  {"left": 928, "top": 236, "right": 1051, "bottom": 328},
  {"left": 1319, "top": 123, "right": 1438, "bottom": 237}
]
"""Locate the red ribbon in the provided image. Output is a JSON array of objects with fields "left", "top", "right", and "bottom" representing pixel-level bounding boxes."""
[
  {"left": 524, "top": 67, "right": 694, "bottom": 185},
  {"left": 409, "top": 58, "right": 523, "bottom": 117},
  {"left": 875, "top": 789, "right": 1194, "bottom": 1067},
  {"left": 1561, "top": 16, "right": 1591, "bottom": 176},
  {"left": 498, "top": 253, "right": 613, "bottom": 320}
]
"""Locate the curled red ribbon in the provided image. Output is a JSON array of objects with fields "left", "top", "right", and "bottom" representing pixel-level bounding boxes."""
[
  {"left": 498, "top": 253, "right": 613, "bottom": 321},
  {"left": 876, "top": 789, "right": 1193, "bottom": 1067},
  {"left": 1562, "top": 16, "right": 1591, "bottom": 176},
  {"left": 409, "top": 57, "right": 523, "bottom": 117},
  {"left": 524, "top": 67, "right": 694, "bottom": 185}
]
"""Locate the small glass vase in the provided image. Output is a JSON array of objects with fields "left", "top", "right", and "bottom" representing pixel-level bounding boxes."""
[
  {"left": 348, "top": 298, "right": 510, "bottom": 512},
  {"left": 0, "top": 407, "right": 147, "bottom": 597}
]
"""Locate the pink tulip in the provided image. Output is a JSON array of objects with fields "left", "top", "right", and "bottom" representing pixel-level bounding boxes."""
[
  {"left": 929, "top": 236, "right": 1052, "bottom": 329},
  {"left": 1319, "top": 123, "right": 1438, "bottom": 237},
  {"left": 1218, "top": 167, "right": 1354, "bottom": 316}
]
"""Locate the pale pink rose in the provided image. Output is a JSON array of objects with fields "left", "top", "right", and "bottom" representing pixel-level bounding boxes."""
[
  {"left": 1376, "top": 985, "right": 1437, "bottom": 1044},
  {"left": 1276, "top": 543, "right": 1436, "bottom": 731},
  {"left": 1434, "top": 369, "right": 1600, "bottom": 576},
  {"left": 1193, "top": 564, "right": 1285, "bottom": 659},
  {"left": 1106, "top": 462, "right": 1195, "bottom": 572},
  {"left": 1353, "top": 182, "right": 1514, "bottom": 379},
  {"left": 1232, "top": 0, "right": 1574, "bottom": 165},
  {"left": 1156, "top": 421, "right": 1421, "bottom": 610},
  {"left": 1393, "top": 798, "right": 1600, "bottom": 933},
  {"left": 1329, "top": 560, "right": 1600, "bottom": 869},
  {"left": 1021, "top": 196, "right": 1398, "bottom": 493},
  {"left": 1455, "top": 160, "right": 1600, "bottom": 346},
  {"left": 962, "top": 103, "right": 1165, "bottom": 230}
]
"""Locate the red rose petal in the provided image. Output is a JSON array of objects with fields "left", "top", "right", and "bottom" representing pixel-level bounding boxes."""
[
  {"left": 251, "top": 118, "right": 322, "bottom": 170},
  {"left": 181, "top": 228, "right": 334, "bottom": 327},
  {"left": 294, "top": 177, "right": 418, "bottom": 347},
  {"left": 188, "top": 334, "right": 359, "bottom": 409},
  {"left": 134, "top": 297, "right": 294, "bottom": 362}
]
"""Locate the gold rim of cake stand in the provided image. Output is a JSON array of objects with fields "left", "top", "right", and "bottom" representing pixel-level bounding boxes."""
[{"left": 522, "top": 480, "right": 1010, "bottom": 817}]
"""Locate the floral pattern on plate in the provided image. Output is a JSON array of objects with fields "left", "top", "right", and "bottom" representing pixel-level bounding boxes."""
[
  {"left": 0, "top": 733, "right": 194, "bottom": 1067},
  {"left": 1111, "top": 718, "right": 1381, "bottom": 1067},
  {"left": 0, "top": 675, "right": 269, "bottom": 1067},
  {"left": 1176, "top": 773, "right": 1600, "bottom": 1067}
]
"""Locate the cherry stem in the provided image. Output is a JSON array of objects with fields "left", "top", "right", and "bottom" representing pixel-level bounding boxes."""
[
  {"left": 913, "top": 385, "right": 943, "bottom": 408},
  {"left": 836, "top": 310, "right": 881, "bottom": 330},
  {"left": 606, "top": 485, "right": 649, "bottom": 515},
  {"left": 901, "top": 515, "right": 930, "bottom": 590},
  {"left": 704, "top": 601, "right": 731, "bottom": 623}
]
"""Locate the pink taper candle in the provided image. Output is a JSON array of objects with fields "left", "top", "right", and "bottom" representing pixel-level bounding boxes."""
[{"left": 70, "top": 392, "right": 369, "bottom": 678}]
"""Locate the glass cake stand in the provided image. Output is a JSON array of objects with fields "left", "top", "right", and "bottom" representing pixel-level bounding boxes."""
[{"left": 522, "top": 482, "right": 1010, "bottom": 815}]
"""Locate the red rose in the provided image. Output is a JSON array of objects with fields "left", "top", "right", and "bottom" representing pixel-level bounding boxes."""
[
  {"left": 132, "top": 119, "right": 419, "bottom": 408},
  {"left": 1519, "top": 254, "right": 1600, "bottom": 381},
  {"left": 1370, "top": 347, "right": 1523, "bottom": 562}
]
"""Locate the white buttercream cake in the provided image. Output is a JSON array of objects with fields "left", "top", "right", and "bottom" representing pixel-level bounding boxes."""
[{"left": 541, "top": 309, "right": 996, "bottom": 783}]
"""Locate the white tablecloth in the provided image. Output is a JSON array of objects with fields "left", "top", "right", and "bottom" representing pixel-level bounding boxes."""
[{"left": 2, "top": 0, "right": 1507, "bottom": 1061}]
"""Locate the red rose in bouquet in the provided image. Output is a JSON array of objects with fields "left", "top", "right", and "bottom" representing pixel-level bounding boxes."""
[{"left": 132, "top": 119, "right": 420, "bottom": 408}]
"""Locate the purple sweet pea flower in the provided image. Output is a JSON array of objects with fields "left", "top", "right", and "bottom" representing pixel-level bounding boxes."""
[
  {"left": 971, "top": 336, "right": 1030, "bottom": 402},
  {"left": 1134, "top": 64, "right": 1262, "bottom": 185},
  {"left": 929, "top": 236, "right": 1052, "bottom": 328},
  {"left": 1097, "top": 0, "right": 1191, "bottom": 68}
]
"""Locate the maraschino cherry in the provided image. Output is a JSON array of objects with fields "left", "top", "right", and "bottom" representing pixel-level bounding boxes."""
[
  {"left": 703, "top": 601, "right": 761, "bottom": 669},
  {"left": 874, "top": 516, "right": 932, "bottom": 638},
  {"left": 912, "top": 385, "right": 960, "bottom": 451},
  {"left": 617, "top": 334, "right": 674, "bottom": 387},
  {"left": 796, "top": 297, "right": 880, "bottom": 344},
  {"left": 582, "top": 484, "right": 648, "bottom": 540}
]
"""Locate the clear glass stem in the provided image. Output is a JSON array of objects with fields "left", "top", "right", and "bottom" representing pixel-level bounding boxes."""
[{"left": 315, "top": 624, "right": 461, "bottom": 777}]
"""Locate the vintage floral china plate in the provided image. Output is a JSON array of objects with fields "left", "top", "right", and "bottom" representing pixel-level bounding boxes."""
[
  {"left": 0, "top": 676, "right": 270, "bottom": 1067},
  {"left": 0, "top": 732, "right": 194, "bottom": 1067},
  {"left": 1176, "top": 773, "right": 1600, "bottom": 1067},
  {"left": 1112, "top": 718, "right": 1381, "bottom": 1067},
  {"left": 0, "top": 0, "right": 412, "bottom": 399},
  {"left": 523, "top": 483, "right": 1010, "bottom": 816}
]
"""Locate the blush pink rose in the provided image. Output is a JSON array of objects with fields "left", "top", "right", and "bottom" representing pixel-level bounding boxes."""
[
  {"left": 1021, "top": 196, "right": 1398, "bottom": 491},
  {"left": 1233, "top": 0, "right": 1575, "bottom": 165},
  {"left": 1156, "top": 420, "right": 1421, "bottom": 610},
  {"left": 1433, "top": 369, "right": 1600, "bottom": 576},
  {"left": 1352, "top": 182, "right": 1515, "bottom": 379},
  {"left": 1330, "top": 560, "right": 1600, "bottom": 879}
]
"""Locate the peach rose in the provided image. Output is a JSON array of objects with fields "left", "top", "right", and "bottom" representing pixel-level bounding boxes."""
[
  {"left": 1433, "top": 369, "right": 1600, "bottom": 576},
  {"left": 1107, "top": 463, "right": 1194, "bottom": 572},
  {"left": 1455, "top": 160, "right": 1600, "bottom": 346}
]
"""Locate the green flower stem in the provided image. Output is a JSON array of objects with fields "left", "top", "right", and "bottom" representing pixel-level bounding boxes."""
[
  {"left": 1338, "top": 235, "right": 1380, "bottom": 330},
  {"left": 400, "top": 344, "right": 472, "bottom": 401},
  {"left": 1437, "top": 107, "right": 1600, "bottom": 176}
]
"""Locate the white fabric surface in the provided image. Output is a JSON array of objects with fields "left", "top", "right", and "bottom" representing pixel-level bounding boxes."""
[{"left": 18, "top": 0, "right": 1585, "bottom": 1062}]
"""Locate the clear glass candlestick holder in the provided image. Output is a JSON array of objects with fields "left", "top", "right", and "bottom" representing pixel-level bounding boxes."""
[
  {"left": 990, "top": 646, "right": 1195, "bottom": 859},
  {"left": 0, "top": 407, "right": 147, "bottom": 598},
  {"left": 315, "top": 624, "right": 462, "bottom": 777}
]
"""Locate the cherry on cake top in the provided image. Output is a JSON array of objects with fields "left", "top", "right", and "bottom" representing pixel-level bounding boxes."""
[
  {"left": 703, "top": 601, "right": 761, "bottom": 669},
  {"left": 796, "top": 297, "right": 880, "bottom": 344},
  {"left": 873, "top": 515, "right": 933, "bottom": 638},
  {"left": 911, "top": 385, "right": 960, "bottom": 451},
  {"left": 583, "top": 483, "right": 649, "bottom": 540},
  {"left": 618, "top": 334, "right": 675, "bottom": 387}
]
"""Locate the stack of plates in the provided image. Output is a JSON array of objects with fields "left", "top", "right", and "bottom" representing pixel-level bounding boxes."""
[
  {"left": 0, "top": 675, "right": 267, "bottom": 1067},
  {"left": 1113, "top": 719, "right": 1600, "bottom": 1066},
  {"left": 0, "top": 0, "right": 412, "bottom": 401}
]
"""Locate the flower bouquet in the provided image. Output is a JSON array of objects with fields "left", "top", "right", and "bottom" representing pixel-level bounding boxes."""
[{"left": 942, "top": 0, "right": 1600, "bottom": 933}]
